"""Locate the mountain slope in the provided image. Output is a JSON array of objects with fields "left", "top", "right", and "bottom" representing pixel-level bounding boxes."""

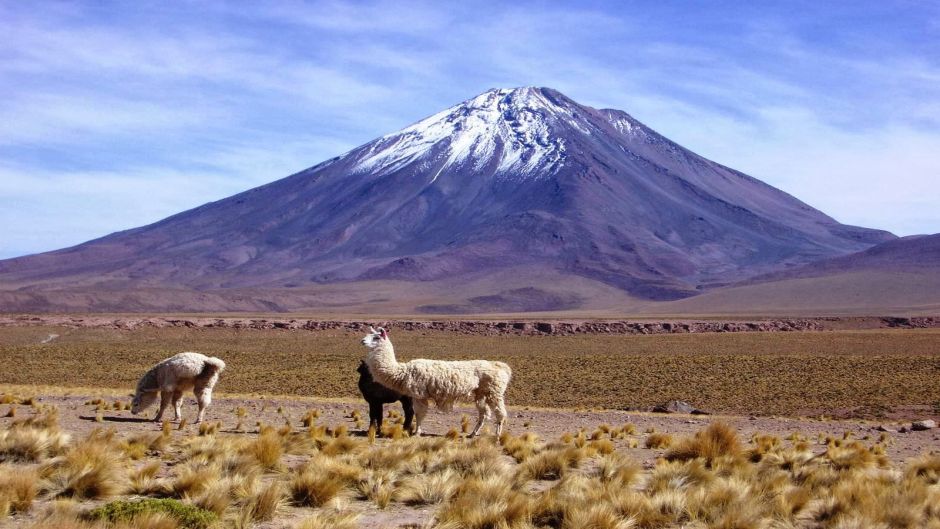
[
  {"left": 648, "top": 234, "right": 940, "bottom": 315},
  {"left": 0, "top": 87, "right": 895, "bottom": 312}
]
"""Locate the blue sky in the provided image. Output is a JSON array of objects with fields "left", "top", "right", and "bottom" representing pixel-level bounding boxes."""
[{"left": 2, "top": 1, "right": 939, "bottom": 259}]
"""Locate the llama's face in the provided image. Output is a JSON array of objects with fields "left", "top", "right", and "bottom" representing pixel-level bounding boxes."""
[
  {"left": 361, "top": 326, "right": 388, "bottom": 348},
  {"left": 131, "top": 391, "right": 158, "bottom": 414}
]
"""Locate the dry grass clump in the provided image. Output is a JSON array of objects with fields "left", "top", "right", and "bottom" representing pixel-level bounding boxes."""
[
  {"left": 500, "top": 431, "right": 542, "bottom": 462},
  {"left": 516, "top": 446, "right": 585, "bottom": 482},
  {"left": 238, "top": 480, "right": 284, "bottom": 523},
  {"left": 42, "top": 429, "right": 128, "bottom": 500},
  {"left": 644, "top": 432, "right": 673, "bottom": 449},
  {"left": 294, "top": 510, "right": 360, "bottom": 529},
  {"left": 356, "top": 469, "right": 398, "bottom": 509},
  {"left": 0, "top": 465, "right": 38, "bottom": 515},
  {"left": 396, "top": 468, "right": 460, "bottom": 505},
  {"left": 434, "top": 474, "right": 529, "bottom": 529},
  {"left": 665, "top": 422, "right": 741, "bottom": 465},
  {"left": 246, "top": 429, "right": 283, "bottom": 470},
  {"left": 5, "top": 403, "right": 940, "bottom": 529},
  {"left": 0, "top": 409, "right": 70, "bottom": 462},
  {"left": 289, "top": 455, "right": 360, "bottom": 508}
]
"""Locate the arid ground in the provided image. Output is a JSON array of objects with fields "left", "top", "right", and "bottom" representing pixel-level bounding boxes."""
[
  {"left": 1, "top": 323, "right": 939, "bottom": 528},
  {"left": 1, "top": 325, "right": 938, "bottom": 418}
]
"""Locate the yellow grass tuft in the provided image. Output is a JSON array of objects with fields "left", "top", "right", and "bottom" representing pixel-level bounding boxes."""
[
  {"left": 0, "top": 410, "right": 70, "bottom": 462},
  {"left": 0, "top": 465, "right": 38, "bottom": 514},
  {"left": 517, "top": 446, "right": 584, "bottom": 482},
  {"left": 289, "top": 470, "right": 347, "bottom": 508},
  {"left": 242, "top": 480, "right": 284, "bottom": 522},
  {"left": 247, "top": 430, "right": 283, "bottom": 470},
  {"left": 295, "top": 510, "right": 360, "bottom": 529},
  {"left": 396, "top": 468, "right": 460, "bottom": 506},
  {"left": 44, "top": 430, "right": 127, "bottom": 499},
  {"left": 500, "top": 431, "right": 541, "bottom": 462},
  {"left": 665, "top": 422, "right": 741, "bottom": 464},
  {"left": 645, "top": 432, "right": 673, "bottom": 449},
  {"left": 435, "top": 475, "right": 530, "bottom": 529},
  {"left": 356, "top": 470, "right": 397, "bottom": 509}
]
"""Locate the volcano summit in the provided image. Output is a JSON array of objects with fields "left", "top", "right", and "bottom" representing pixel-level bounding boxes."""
[{"left": 0, "top": 87, "right": 897, "bottom": 313}]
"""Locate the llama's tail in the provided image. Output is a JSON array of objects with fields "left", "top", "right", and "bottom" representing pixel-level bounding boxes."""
[
  {"left": 495, "top": 361, "right": 512, "bottom": 380},
  {"left": 201, "top": 356, "right": 226, "bottom": 378}
]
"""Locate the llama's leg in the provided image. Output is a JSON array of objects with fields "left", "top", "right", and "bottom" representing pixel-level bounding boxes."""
[
  {"left": 487, "top": 395, "right": 508, "bottom": 437},
  {"left": 469, "top": 397, "right": 488, "bottom": 437},
  {"left": 401, "top": 397, "right": 414, "bottom": 433},
  {"left": 154, "top": 391, "right": 171, "bottom": 422},
  {"left": 412, "top": 399, "right": 429, "bottom": 437},
  {"left": 194, "top": 387, "right": 212, "bottom": 423},
  {"left": 369, "top": 401, "right": 384, "bottom": 431},
  {"left": 172, "top": 390, "right": 184, "bottom": 422}
]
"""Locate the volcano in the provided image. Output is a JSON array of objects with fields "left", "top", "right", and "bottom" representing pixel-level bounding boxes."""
[{"left": 0, "top": 87, "right": 896, "bottom": 313}]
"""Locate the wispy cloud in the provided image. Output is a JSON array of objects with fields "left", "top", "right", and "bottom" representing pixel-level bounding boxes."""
[{"left": 0, "top": 0, "right": 938, "bottom": 259}]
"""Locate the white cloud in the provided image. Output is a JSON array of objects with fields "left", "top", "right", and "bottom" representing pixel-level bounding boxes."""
[{"left": 0, "top": 0, "right": 938, "bottom": 262}]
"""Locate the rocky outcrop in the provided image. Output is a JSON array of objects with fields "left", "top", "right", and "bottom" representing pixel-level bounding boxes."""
[{"left": 2, "top": 315, "right": 937, "bottom": 335}]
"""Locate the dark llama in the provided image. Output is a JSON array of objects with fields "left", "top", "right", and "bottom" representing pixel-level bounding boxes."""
[{"left": 357, "top": 360, "right": 414, "bottom": 432}]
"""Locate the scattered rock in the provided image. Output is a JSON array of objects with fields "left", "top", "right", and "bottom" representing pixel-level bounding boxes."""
[
  {"left": 911, "top": 419, "right": 937, "bottom": 431},
  {"left": 535, "top": 322, "right": 554, "bottom": 334},
  {"left": 651, "top": 400, "right": 709, "bottom": 415},
  {"left": 875, "top": 425, "right": 898, "bottom": 433},
  {"left": 899, "top": 426, "right": 909, "bottom": 433}
]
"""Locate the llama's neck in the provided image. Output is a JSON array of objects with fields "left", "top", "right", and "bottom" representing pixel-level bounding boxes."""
[
  {"left": 136, "top": 366, "right": 159, "bottom": 394},
  {"left": 366, "top": 340, "right": 407, "bottom": 388}
]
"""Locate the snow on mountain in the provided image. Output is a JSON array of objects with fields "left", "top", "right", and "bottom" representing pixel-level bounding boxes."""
[{"left": 353, "top": 87, "right": 572, "bottom": 180}]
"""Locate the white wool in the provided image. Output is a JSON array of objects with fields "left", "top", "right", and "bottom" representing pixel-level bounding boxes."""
[
  {"left": 362, "top": 327, "right": 511, "bottom": 437},
  {"left": 132, "top": 352, "right": 226, "bottom": 423}
]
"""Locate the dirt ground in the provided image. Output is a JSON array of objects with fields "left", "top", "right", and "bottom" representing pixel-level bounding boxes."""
[{"left": 2, "top": 390, "right": 939, "bottom": 529}]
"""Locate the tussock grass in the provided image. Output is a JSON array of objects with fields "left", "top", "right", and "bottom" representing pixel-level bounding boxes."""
[
  {"left": 665, "top": 422, "right": 741, "bottom": 465},
  {"left": 434, "top": 474, "right": 529, "bottom": 529},
  {"left": 43, "top": 429, "right": 127, "bottom": 499},
  {"left": 246, "top": 430, "right": 283, "bottom": 470},
  {"left": 517, "top": 446, "right": 584, "bottom": 481},
  {"left": 294, "top": 510, "right": 360, "bottom": 529},
  {"left": 0, "top": 409, "right": 70, "bottom": 462},
  {"left": 645, "top": 432, "right": 673, "bottom": 449},
  {"left": 4, "top": 405, "right": 940, "bottom": 529},
  {"left": 0, "top": 465, "right": 38, "bottom": 514},
  {"left": 500, "top": 431, "right": 542, "bottom": 462},
  {"left": 289, "top": 456, "right": 360, "bottom": 508},
  {"left": 241, "top": 480, "right": 284, "bottom": 522},
  {"left": 356, "top": 469, "right": 397, "bottom": 509},
  {"left": 396, "top": 469, "right": 460, "bottom": 505}
]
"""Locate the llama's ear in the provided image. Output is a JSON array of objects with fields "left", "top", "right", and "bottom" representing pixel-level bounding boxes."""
[
  {"left": 379, "top": 328, "right": 388, "bottom": 339},
  {"left": 369, "top": 326, "right": 377, "bottom": 334}
]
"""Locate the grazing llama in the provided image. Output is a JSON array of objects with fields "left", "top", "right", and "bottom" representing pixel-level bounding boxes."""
[
  {"left": 131, "top": 352, "right": 226, "bottom": 423},
  {"left": 357, "top": 360, "right": 415, "bottom": 432},
  {"left": 361, "top": 326, "right": 512, "bottom": 436}
]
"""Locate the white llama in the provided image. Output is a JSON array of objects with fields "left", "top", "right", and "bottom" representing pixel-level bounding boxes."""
[
  {"left": 361, "top": 326, "right": 512, "bottom": 437},
  {"left": 130, "top": 352, "right": 226, "bottom": 423}
]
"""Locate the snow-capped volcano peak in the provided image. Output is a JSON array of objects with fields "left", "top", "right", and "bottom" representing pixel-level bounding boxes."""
[{"left": 353, "top": 87, "right": 586, "bottom": 180}]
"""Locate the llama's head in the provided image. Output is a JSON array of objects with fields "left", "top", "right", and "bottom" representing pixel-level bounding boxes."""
[
  {"left": 130, "top": 389, "right": 158, "bottom": 414},
  {"left": 361, "top": 326, "right": 389, "bottom": 349}
]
